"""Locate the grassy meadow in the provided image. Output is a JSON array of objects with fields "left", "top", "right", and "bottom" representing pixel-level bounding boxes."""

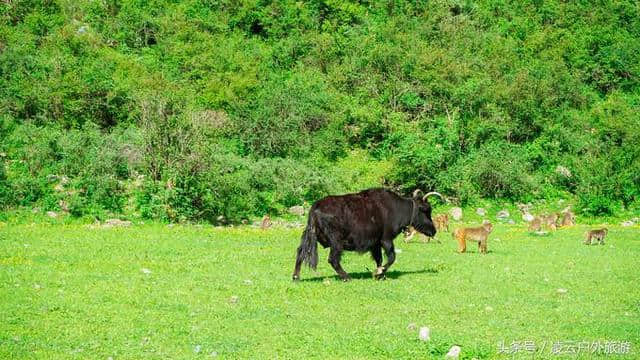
[{"left": 1, "top": 221, "right": 638, "bottom": 359}]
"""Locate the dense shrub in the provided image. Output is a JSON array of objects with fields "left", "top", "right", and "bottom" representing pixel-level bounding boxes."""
[{"left": 0, "top": 0, "right": 638, "bottom": 220}]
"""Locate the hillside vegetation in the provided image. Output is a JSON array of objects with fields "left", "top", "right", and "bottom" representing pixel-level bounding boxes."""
[{"left": 1, "top": 0, "right": 639, "bottom": 222}]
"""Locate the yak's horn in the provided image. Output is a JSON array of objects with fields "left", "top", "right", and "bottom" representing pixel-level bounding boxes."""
[
  {"left": 423, "top": 192, "right": 443, "bottom": 201},
  {"left": 412, "top": 189, "right": 423, "bottom": 198}
]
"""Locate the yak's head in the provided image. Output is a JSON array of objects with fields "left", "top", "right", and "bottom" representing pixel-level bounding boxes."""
[{"left": 410, "top": 190, "right": 442, "bottom": 237}]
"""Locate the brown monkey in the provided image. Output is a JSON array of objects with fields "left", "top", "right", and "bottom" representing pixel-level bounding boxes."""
[
  {"left": 560, "top": 210, "right": 576, "bottom": 227},
  {"left": 403, "top": 226, "right": 416, "bottom": 242},
  {"left": 542, "top": 213, "right": 559, "bottom": 231},
  {"left": 528, "top": 216, "right": 542, "bottom": 232},
  {"left": 261, "top": 215, "right": 272, "bottom": 230},
  {"left": 453, "top": 221, "right": 493, "bottom": 254},
  {"left": 434, "top": 214, "right": 450, "bottom": 232},
  {"left": 404, "top": 213, "right": 448, "bottom": 243},
  {"left": 403, "top": 226, "right": 438, "bottom": 243},
  {"left": 584, "top": 228, "right": 608, "bottom": 245}
]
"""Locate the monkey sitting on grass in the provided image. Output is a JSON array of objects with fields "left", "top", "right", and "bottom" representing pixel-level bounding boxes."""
[
  {"left": 453, "top": 221, "right": 493, "bottom": 254},
  {"left": 584, "top": 228, "right": 608, "bottom": 245}
]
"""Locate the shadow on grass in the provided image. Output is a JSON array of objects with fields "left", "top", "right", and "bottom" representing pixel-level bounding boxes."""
[{"left": 299, "top": 267, "right": 440, "bottom": 282}]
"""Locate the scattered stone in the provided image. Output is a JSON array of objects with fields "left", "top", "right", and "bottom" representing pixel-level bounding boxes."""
[
  {"left": 194, "top": 345, "right": 202, "bottom": 353},
  {"left": 445, "top": 345, "right": 461, "bottom": 359},
  {"left": 77, "top": 25, "right": 88, "bottom": 34},
  {"left": 496, "top": 210, "right": 510, "bottom": 219},
  {"left": 418, "top": 326, "right": 431, "bottom": 341},
  {"left": 475, "top": 208, "right": 486, "bottom": 216},
  {"left": 407, "top": 323, "right": 417, "bottom": 331},
  {"left": 288, "top": 205, "right": 305, "bottom": 216},
  {"left": 210, "top": 351, "right": 218, "bottom": 357},
  {"left": 46, "top": 211, "right": 58, "bottom": 218},
  {"left": 395, "top": 248, "right": 403, "bottom": 254},
  {"left": 229, "top": 295, "right": 239, "bottom": 304},
  {"left": 34, "top": 284, "right": 41, "bottom": 289},
  {"left": 507, "top": 219, "right": 515, "bottom": 224},
  {"left": 449, "top": 207, "right": 463, "bottom": 221},
  {"left": 54, "top": 183, "right": 65, "bottom": 192},
  {"left": 485, "top": 306, "right": 494, "bottom": 312},
  {"left": 322, "top": 278, "right": 332, "bottom": 286},
  {"left": 243, "top": 279, "right": 253, "bottom": 285},
  {"left": 557, "top": 288, "right": 568, "bottom": 294},
  {"left": 141, "top": 268, "right": 152, "bottom": 275},
  {"left": 31, "top": 207, "right": 41, "bottom": 214},
  {"left": 103, "top": 219, "right": 132, "bottom": 228},
  {"left": 621, "top": 220, "right": 634, "bottom": 227},
  {"left": 555, "top": 165, "right": 572, "bottom": 178}
]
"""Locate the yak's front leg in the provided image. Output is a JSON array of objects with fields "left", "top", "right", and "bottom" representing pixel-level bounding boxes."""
[
  {"left": 375, "top": 240, "right": 395, "bottom": 280},
  {"left": 328, "top": 247, "right": 350, "bottom": 282}
]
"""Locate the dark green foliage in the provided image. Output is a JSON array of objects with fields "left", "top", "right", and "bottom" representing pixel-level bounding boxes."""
[{"left": 1, "top": 0, "right": 638, "bottom": 220}]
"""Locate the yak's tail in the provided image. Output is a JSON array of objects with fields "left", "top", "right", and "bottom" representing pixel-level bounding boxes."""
[{"left": 297, "top": 215, "right": 319, "bottom": 270}]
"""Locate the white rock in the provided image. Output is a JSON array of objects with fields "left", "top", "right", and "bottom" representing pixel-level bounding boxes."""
[
  {"left": 445, "top": 345, "right": 461, "bottom": 359},
  {"left": 288, "top": 206, "right": 305, "bottom": 216},
  {"left": 449, "top": 207, "right": 463, "bottom": 221},
  {"left": 141, "top": 268, "right": 152, "bottom": 275},
  {"left": 407, "top": 323, "right": 417, "bottom": 331},
  {"left": 418, "top": 327, "right": 430, "bottom": 341},
  {"left": 557, "top": 288, "right": 567, "bottom": 294},
  {"left": 621, "top": 220, "right": 634, "bottom": 227},
  {"left": 485, "top": 306, "right": 493, "bottom": 312},
  {"left": 229, "top": 295, "right": 239, "bottom": 304},
  {"left": 243, "top": 279, "right": 253, "bottom": 285},
  {"left": 476, "top": 208, "right": 486, "bottom": 216},
  {"left": 496, "top": 210, "right": 510, "bottom": 219},
  {"left": 46, "top": 211, "right": 58, "bottom": 218},
  {"left": 555, "top": 165, "right": 572, "bottom": 178},
  {"left": 395, "top": 248, "right": 403, "bottom": 253},
  {"left": 194, "top": 345, "right": 201, "bottom": 353}
]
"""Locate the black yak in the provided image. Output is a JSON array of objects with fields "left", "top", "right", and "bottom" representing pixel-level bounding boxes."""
[{"left": 292, "top": 188, "right": 440, "bottom": 281}]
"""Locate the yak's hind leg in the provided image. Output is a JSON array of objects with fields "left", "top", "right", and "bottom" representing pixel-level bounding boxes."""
[{"left": 328, "top": 247, "right": 350, "bottom": 281}]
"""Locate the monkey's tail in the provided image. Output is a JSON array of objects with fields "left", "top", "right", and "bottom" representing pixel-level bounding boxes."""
[{"left": 296, "top": 214, "right": 319, "bottom": 270}]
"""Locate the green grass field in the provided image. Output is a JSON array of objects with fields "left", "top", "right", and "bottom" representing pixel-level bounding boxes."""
[{"left": 1, "top": 222, "right": 638, "bottom": 359}]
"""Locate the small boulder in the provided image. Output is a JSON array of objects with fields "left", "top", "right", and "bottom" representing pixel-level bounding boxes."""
[
  {"left": 418, "top": 327, "right": 431, "bottom": 341},
  {"left": 288, "top": 205, "right": 305, "bottom": 216},
  {"left": 449, "top": 207, "right": 463, "bottom": 221},
  {"left": 445, "top": 345, "right": 461, "bottom": 359},
  {"left": 46, "top": 211, "right": 58, "bottom": 218},
  {"left": 621, "top": 220, "right": 634, "bottom": 227},
  {"left": 103, "top": 219, "right": 132, "bottom": 228},
  {"left": 407, "top": 323, "right": 417, "bottom": 331},
  {"left": 555, "top": 165, "right": 572, "bottom": 178},
  {"left": 496, "top": 210, "right": 510, "bottom": 219},
  {"left": 475, "top": 208, "right": 486, "bottom": 216}
]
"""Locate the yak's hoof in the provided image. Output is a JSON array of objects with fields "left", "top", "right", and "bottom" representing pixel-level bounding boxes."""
[
  {"left": 292, "top": 274, "right": 300, "bottom": 281},
  {"left": 341, "top": 276, "right": 351, "bottom": 282},
  {"left": 374, "top": 267, "right": 386, "bottom": 280}
]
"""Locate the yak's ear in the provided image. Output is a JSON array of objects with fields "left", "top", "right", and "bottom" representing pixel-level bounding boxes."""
[{"left": 412, "top": 189, "right": 423, "bottom": 199}]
